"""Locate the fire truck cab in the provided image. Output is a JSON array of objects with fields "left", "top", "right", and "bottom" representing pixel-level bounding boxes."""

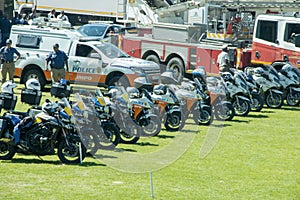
[{"left": 251, "top": 14, "right": 300, "bottom": 68}]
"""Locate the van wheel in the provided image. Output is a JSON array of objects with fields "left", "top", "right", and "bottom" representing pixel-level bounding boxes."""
[
  {"left": 166, "top": 57, "right": 184, "bottom": 83},
  {"left": 23, "top": 69, "right": 46, "bottom": 90},
  {"left": 107, "top": 75, "right": 130, "bottom": 88}
]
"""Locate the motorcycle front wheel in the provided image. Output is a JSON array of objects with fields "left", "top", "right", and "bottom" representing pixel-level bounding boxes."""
[
  {"left": 250, "top": 93, "right": 264, "bottom": 112},
  {"left": 58, "top": 135, "right": 86, "bottom": 164},
  {"left": 164, "top": 111, "right": 183, "bottom": 131},
  {"left": 232, "top": 98, "right": 251, "bottom": 116},
  {"left": 79, "top": 128, "right": 100, "bottom": 156},
  {"left": 193, "top": 107, "right": 213, "bottom": 126},
  {"left": 0, "top": 141, "right": 15, "bottom": 160},
  {"left": 286, "top": 90, "right": 300, "bottom": 106},
  {"left": 99, "top": 123, "right": 120, "bottom": 150},
  {"left": 265, "top": 92, "right": 283, "bottom": 108},
  {"left": 119, "top": 122, "right": 141, "bottom": 144},
  {"left": 140, "top": 116, "right": 162, "bottom": 137},
  {"left": 214, "top": 102, "right": 235, "bottom": 121}
]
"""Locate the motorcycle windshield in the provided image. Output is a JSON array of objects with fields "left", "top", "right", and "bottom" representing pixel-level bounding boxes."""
[{"left": 62, "top": 97, "right": 72, "bottom": 116}]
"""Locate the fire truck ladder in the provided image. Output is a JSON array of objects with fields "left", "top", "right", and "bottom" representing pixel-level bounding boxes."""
[
  {"left": 116, "top": 0, "right": 158, "bottom": 25},
  {"left": 210, "top": 1, "right": 300, "bottom": 12}
]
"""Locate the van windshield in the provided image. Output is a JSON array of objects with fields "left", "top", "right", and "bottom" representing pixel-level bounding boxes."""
[{"left": 95, "top": 43, "right": 130, "bottom": 59}]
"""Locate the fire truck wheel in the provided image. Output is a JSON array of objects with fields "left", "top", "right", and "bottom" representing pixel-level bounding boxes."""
[
  {"left": 145, "top": 54, "right": 160, "bottom": 64},
  {"left": 107, "top": 75, "right": 130, "bottom": 88},
  {"left": 23, "top": 68, "right": 47, "bottom": 90},
  {"left": 166, "top": 57, "right": 184, "bottom": 83}
]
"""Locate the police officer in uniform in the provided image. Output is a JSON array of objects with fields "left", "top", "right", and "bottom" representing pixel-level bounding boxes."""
[
  {"left": 45, "top": 43, "right": 69, "bottom": 82},
  {"left": 0, "top": 39, "right": 21, "bottom": 83}
]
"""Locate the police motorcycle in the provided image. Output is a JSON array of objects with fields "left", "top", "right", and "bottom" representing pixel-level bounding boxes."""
[
  {"left": 150, "top": 71, "right": 183, "bottom": 131},
  {"left": 220, "top": 72, "right": 251, "bottom": 116},
  {"left": 175, "top": 71, "right": 213, "bottom": 126},
  {"left": 206, "top": 76, "right": 235, "bottom": 121},
  {"left": 233, "top": 69, "right": 264, "bottom": 112},
  {"left": 74, "top": 91, "right": 120, "bottom": 152},
  {"left": 0, "top": 98, "right": 86, "bottom": 164},
  {"left": 278, "top": 64, "right": 300, "bottom": 106},
  {"left": 126, "top": 86, "right": 162, "bottom": 137},
  {"left": 104, "top": 86, "right": 141, "bottom": 144},
  {"left": 250, "top": 67, "right": 284, "bottom": 108}
]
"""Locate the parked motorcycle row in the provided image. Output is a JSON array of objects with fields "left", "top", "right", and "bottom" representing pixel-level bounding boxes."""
[{"left": 0, "top": 63, "right": 299, "bottom": 164}]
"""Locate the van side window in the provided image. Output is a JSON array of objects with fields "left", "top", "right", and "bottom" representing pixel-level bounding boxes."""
[
  {"left": 75, "top": 44, "right": 93, "bottom": 57},
  {"left": 284, "top": 23, "right": 300, "bottom": 43},
  {"left": 16, "top": 34, "right": 41, "bottom": 48},
  {"left": 256, "top": 20, "right": 278, "bottom": 43}
]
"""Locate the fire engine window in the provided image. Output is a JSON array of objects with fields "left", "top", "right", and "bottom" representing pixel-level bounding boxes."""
[
  {"left": 256, "top": 20, "right": 277, "bottom": 43},
  {"left": 75, "top": 44, "right": 93, "bottom": 57},
  {"left": 284, "top": 23, "right": 300, "bottom": 43}
]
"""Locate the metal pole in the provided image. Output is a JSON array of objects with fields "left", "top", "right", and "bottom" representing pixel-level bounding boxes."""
[
  {"left": 123, "top": 0, "right": 127, "bottom": 21},
  {"left": 79, "top": 142, "right": 82, "bottom": 164},
  {"left": 150, "top": 171, "right": 154, "bottom": 199}
]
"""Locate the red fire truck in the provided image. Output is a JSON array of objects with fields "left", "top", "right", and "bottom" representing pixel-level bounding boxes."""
[{"left": 119, "top": 2, "right": 300, "bottom": 81}]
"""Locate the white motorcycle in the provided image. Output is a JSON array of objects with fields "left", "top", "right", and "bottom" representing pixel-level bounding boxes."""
[
  {"left": 279, "top": 64, "right": 300, "bottom": 106},
  {"left": 127, "top": 87, "right": 162, "bottom": 137},
  {"left": 220, "top": 72, "right": 251, "bottom": 116},
  {"left": 251, "top": 67, "right": 284, "bottom": 108},
  {"left": 233, "top": 69, "right": 264, "bottom": 112}
]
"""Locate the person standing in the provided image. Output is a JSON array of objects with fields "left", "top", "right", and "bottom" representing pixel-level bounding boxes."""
[
  {"left": 45, "top": 43, "right": 69, "bottom": 82},
  {"left": 0, "top": 39, "right": 21, "bottom": 83},
  {"left": 0, "top": 15, "right": 12, "bottom": 47},
  {"left": 48, "top": 9, "right": 56, "bottom": 19},
  {"left": 57, "top": 11, "right": 69, "bottom": 21},
  {"left": 217, "top": 44, "right": 230, "bottom": 73}
]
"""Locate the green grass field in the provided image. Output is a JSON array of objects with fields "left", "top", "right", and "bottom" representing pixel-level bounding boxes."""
[{"left": 0, "top": 81, "right": 299, "bottom": 200}]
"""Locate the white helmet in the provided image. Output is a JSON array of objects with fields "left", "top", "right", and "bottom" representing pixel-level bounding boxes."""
[
  {"left": 26, "top": 78, "right": 41, "bottom": 91},
  {"left": 1, "top": 81, "right": 17, "bottom": 94}
]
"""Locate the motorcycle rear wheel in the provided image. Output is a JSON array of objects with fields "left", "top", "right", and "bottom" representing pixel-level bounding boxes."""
[
  {"left": 0, "top": 141, "right": 15, "bottom": 160},
  {"left": 58, "top": 135, "right": 86, "bottom": 164}
]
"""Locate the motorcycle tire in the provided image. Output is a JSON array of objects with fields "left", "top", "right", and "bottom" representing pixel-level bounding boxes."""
[
  {"left": 81, "top": 131, "right": 101, "bottom": 156},
  {"left": 99, "top": 123, "right": 120, "bottom": 150},
  {"left": 58, "top": 135, "right": 86, "bottom": 164},
  {"left": 193, "top": 107, "right": 214, "bottom": 126},
  {"left": 286, "top": 90, "right": 300, "bottom": 106},
  {"left": 250, "top": 93, "right": 264, "bottom": 112},
  {"left": 214, "top": 102, "right": 235, "bottom": 121},
  {"left": 232, "top": 98, "right": 251, "bottom": 116},
  {"left": 140, "top": 116, "right": 162, "bottom": 137},
  {"left": 0, "top": 141, "right": 16, "bottom": 160},
  {"left": 265, "top": 92, "right": 283, "bottom": 108},
  {"left": 119, "top": 124, "right": 141, "bottom": 144},
  {"left": 164, "top": 111, "right": 183, "bottom": 131}
]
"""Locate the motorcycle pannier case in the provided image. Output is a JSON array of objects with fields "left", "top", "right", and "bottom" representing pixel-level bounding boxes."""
[
  {"left": 0, "top": 117, "right": 12, "bottom": 138},
  {"left": 21, "top": 89, "right": 42, "bottom": 105},
  {"left": 50, "top": 83, "right": 71, "bottom": 98},
  {"left": 0, "top": 93, "right": 17, "bottom": 111}
]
